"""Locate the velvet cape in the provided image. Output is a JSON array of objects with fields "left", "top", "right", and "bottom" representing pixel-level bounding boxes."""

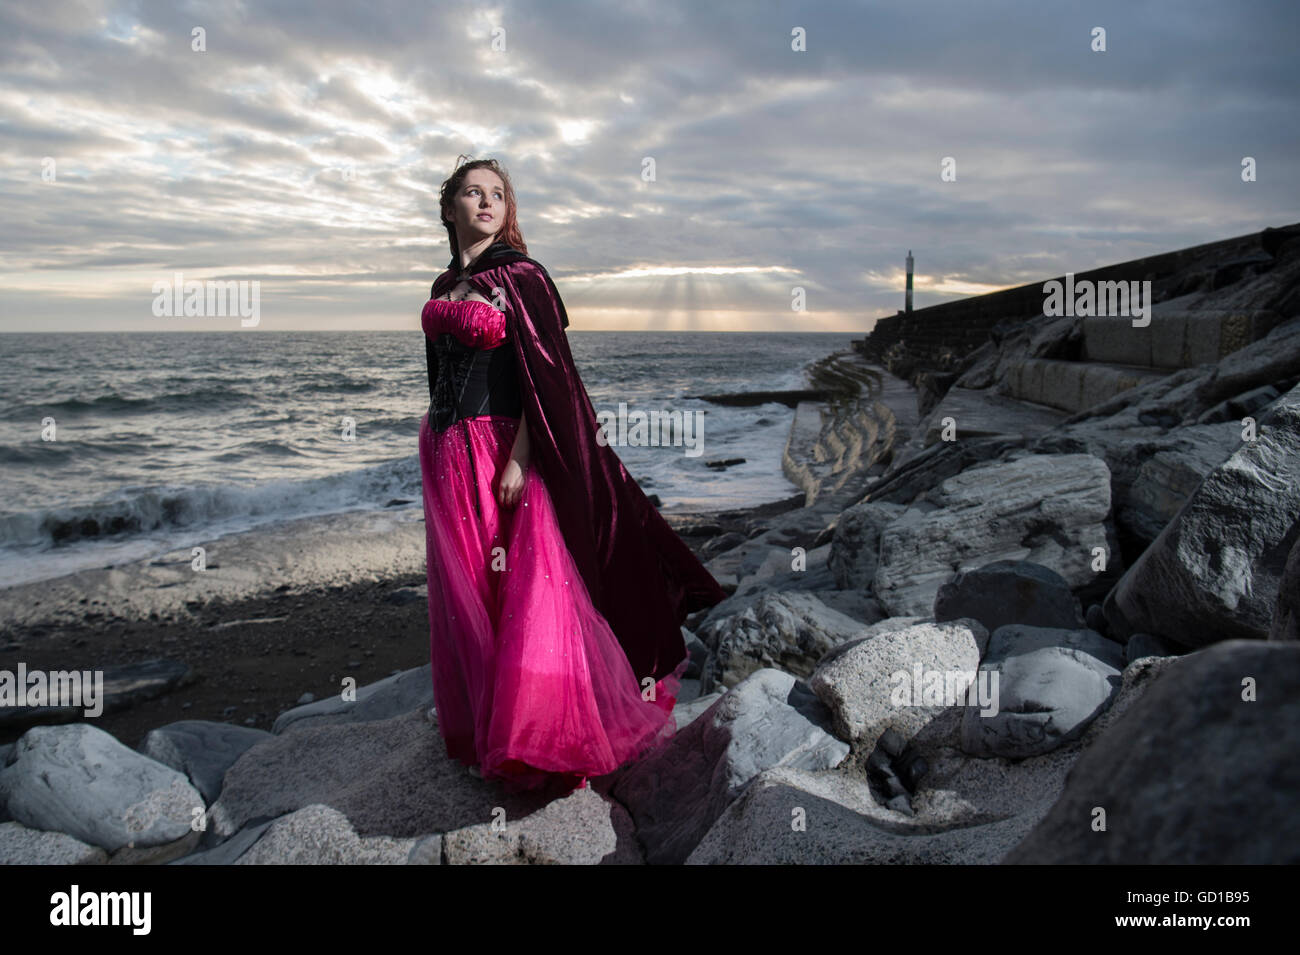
[{"left": 428, "top": 241, "right": 728, "bottom": 683}]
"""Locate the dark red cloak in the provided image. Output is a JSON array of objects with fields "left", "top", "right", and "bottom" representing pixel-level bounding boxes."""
[{"left": 429, "top": 241, "right": 727, "bottom": 683}]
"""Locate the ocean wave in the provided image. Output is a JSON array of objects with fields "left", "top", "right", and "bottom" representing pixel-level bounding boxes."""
[{"left": 0, "top": 454, "right": 423, "bottom": 549}]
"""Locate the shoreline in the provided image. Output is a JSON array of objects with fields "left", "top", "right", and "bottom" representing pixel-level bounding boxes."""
[{"left": 0, "top": 349, "right": 900, "bottom": 750}]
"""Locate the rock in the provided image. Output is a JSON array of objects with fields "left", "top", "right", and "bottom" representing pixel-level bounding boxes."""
[
  {"left": 234, "top": 804, "right": 416, "bottom": 864},
  {"left": 0, "top": 723, "right": 202, "bottom": 851},
  {"left": 407, "top": 835, "right": 442, "bottom": 865},
  {"left": 673, "top": 691, "right": 722, "bottom": 730},
  {"left": 1125, "top": 632, "right": 1181, "bottom": 662},
  {"left": 1104, "top": 382, "right": 1300, "bottom": 646},
  {"left": 828, "top": 501, "right": 906, "bottom": 590},
  {"left": 271, "top": 664, "right": 433, "bottom": 734},
  {"left": 960, "top": 626, "right": 1124, "bottom": 758},
  {"left": 697, "top": 591, "right": 870, "bottom": 692},
  {"left": 383, "top": 585, "right": 426, "bottom": 606},
  {"left": 934, "top": 560, "right": 1086, "bottom": 633},
  {"left": 1270, "top": 535, "right": 1300, "bottom": 642},
  {"left": 0, "top": 658, "right": 196, "bottom": 730},
  {"left": 873, "top": 454, "right": 1116, "bottom": 617},
  {"left": 208, "top": 706, "right": 558, "bottom": 841},
  {"left": 441, "top": 786, "right": 643, "bottom": 865},
  {"left": 108, "top": 829, "right": 202, "bottom": 865},
  {"left": 810, "top": 617, "right": 988, "bottom": 746},
  {"left": 0, "top": 820, "right": 109, "bottom": 864},
  {"left": 1003, "top": 641, "right": 1300, "bottom": 863},
  {"left": 609, "top": 669, "right": 850, "bottom": 865},
  {"left": 138, "top": 721, "right": 274, "bottom": 804},
  {"left": 169, "top": 817, "right": 277, "bottom": 865},
  {"left": 685, "top": 766, "right": 1041, "bottom": 864}
]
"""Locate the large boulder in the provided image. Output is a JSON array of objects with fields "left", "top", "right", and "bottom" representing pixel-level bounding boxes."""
[
  {"left": 809, "top": 617, "right": 988, "bottom": 747},
  {"left": 828, "top": 501, "right": 906, "bottom": 590},
  {"left": 1003, "top": 641, "right": 1300, "bottom": 863},
  {"left": 934, "top": 560, "right": 1085, "bottom": 633},
  {"left": 609, "top": 668, "right": 849, "bottom": 865},
  {"left": 697, "top": 591, "right": 869, "bottom": 692},
  {"left": 1104, "top": 382, "right": 1300, "bottom": 646},
  {"left": 874, "top": 454, "right": 1115, "bottom": 617},
  {"left": 1269, "top": 535, "right": 1300, "bottom": 642},
  {"left": 960, "top": 625, "right": 1124, "bottom": 758},
  {"left": 208, "top": 705, "right": 556, "bottom": 841},
  {"left": 0, "top": 723, "right": 201, "bottom": 851}
]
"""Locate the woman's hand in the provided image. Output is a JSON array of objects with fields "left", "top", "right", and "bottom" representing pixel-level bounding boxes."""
[
  {"left": 497, "top": 409, "right": 530, "bottom": 510},
  {"left": 496, "top": 457, "right": 526, "bottom": 510}
]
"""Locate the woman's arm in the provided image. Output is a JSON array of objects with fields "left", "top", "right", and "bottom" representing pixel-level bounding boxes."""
[{"left": 508, "top": 407, "right": 529, "bottom": 468}]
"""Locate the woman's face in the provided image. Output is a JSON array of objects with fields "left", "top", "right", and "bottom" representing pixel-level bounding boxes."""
[{"left": 451, "top": 170, "right": 506, "bottom": 243}]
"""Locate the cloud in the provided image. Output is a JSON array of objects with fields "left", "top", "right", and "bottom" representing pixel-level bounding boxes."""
[{"left": 0, "top": 0, "right": 1296, "bottom": 331}]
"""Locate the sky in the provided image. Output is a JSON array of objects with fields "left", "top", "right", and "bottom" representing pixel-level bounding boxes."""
[{"left": 1, "top": 0, "right": 1297, "bottom": 333}]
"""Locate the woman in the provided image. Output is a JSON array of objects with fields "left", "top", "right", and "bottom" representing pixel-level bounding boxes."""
[{"left": 419, "top": 156, "right": 727, "bottom": 794}]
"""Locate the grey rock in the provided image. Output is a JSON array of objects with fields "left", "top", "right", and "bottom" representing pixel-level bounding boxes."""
[
  {"left": 208, "top": 706, "right": 560, "bottom": 841},
  {"left": 442, "top": 786, "right": 643, "bottom": 865},
  {"left": 610, "top": 668, "right": 850, "bottom": 865},
  {"left": 0, "top": 820, "right": 108, "bottom": 864},
  {"left": 1270, "top": 534, "right": 1300, "bottom": 642},
  {"left": 873, "top": 454, "right": 1116, "bottom": 617},
  {"left": 1104, "top": 382, "right": 1300, "bottom": 646},
  {"left": 235, "top": 804, "right": 416, "bottom": 864},
  {"left": 934, "top": 560, "right": 1085, "bottom": 633},
  {"left": 271, "top": 664, "right": 433, "bottom": 734},
  {"left": 1003, "top": 641, "right": 1300, "bottom": 863},
  {"left": 810, "top": 617, "right": 988, "bottom": 746},
  {"left": 1125, "top": 632, "right": 1181, "bottom": 662},
  {"left": 169, "top": 818, "right": 277, "bottom": 865},
  {"left": 0, "top": 723, "right": 202, "bottom": 851},
  {"left": 697, "top": 591, "right": 870, "bottom": 692},
  {"left": 138, "top": 721, "right": 273, "bottom": 804},
  {"left": 961, "top": 626, "right": 1124, "bottom": 758},
  {"left": 828, "top": 501, "right": 906, "bottom": 590}
]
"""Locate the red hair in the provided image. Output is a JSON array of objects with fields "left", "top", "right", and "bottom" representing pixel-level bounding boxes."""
[{"left": 438, "top": 155, "right": 528, "bottom": 262}]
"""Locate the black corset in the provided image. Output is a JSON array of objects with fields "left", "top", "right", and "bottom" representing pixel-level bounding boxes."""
[{"left": 425, "top": 333, "right": 523, "bottom": 433}]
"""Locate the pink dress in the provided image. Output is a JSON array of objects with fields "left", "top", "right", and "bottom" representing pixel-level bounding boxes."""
[{"left": 418, "top": 297, "right": 685, "bottom": 793}]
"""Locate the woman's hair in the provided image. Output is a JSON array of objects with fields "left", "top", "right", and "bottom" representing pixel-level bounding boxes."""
[{"left": 438, "top": 155, "right": 528, "bottom": 261}]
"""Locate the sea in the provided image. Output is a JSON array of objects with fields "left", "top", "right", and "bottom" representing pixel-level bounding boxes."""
[{"left": 0, "top": 331, "right": 857, "bottom": 589}]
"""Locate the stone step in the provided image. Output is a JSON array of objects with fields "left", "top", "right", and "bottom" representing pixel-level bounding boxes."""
[
  {"left": 1081, "top": 309, "right": 1283, "bottom": 369},
  {"left": 1002, "top": 359, "right": 1168, "bottom": 414}
]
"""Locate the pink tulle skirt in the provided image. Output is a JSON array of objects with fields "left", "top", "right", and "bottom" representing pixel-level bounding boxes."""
[{"left": 419, "top": 412, "right": 686, "bottom": 793}]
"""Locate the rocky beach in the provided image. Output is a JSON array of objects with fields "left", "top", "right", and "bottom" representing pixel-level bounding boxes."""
[{"left": 3, "top": 221, "right": 1298, "bottom": 865}]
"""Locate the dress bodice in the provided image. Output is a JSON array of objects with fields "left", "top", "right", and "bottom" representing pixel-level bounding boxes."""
[
  {"left": 422, "top": 298, "right": 507, "bottom": 349},
  {"left": 422, "top": 297, "right": 522, "bottom": 434}
]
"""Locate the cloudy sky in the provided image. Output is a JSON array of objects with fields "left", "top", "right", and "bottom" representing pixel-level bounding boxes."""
[{"left": 1, "top": 0, "right": 1296, "bottom": 333}]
